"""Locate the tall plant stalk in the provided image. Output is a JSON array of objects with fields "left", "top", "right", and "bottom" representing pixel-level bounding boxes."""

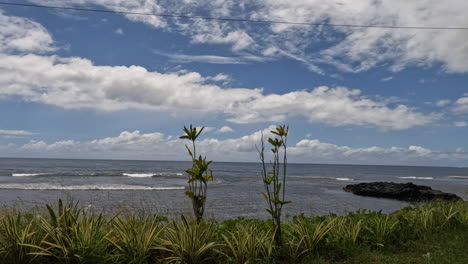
[
  {"left": 257, "top": 125, "right": 290, "bottom": 247},
  {"left": 180, "top": 125, "right": 214, "bottom": 223}
]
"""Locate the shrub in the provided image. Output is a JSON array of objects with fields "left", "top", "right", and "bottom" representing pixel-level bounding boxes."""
[
  {"left": 221, "top": 224, "right": 273, "bottom": 263},
  {"left": 158, "top": 216, "right": 220, "bottom": 264},
  {"left": 108, "top": 215, "right": 164, "bottom": 263},
  {"left": 25, "top": 200, "right": 111, "bottom": 264},
  {"left": 285, "top": 217, "right": 334, "bottom": 262},
  {"left": 0, "top": 214, "right": 43, "bottom": 264}
]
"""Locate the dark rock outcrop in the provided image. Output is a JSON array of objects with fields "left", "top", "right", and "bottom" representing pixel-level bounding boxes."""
[{"left": 343, "top": 182, "right": 462, "bottom": 202}]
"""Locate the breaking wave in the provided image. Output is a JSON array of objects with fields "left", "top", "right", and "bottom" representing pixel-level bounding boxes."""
[
  {"left": 12, "top": 173, "right": 45, "bottom": 177},
  {"left": 336, "top": 178, "right": 354, "bottom": 181},
  {"left": 123, "top": 173, "right": 155, "bottom": 178},
  {"left": 0, "top": 183, "right": 185, "bottom": 191},
  {"left": 398, "top": 176, "right": 433, "bottom": 180},
  {"left": 448, "top": 176, "right": 468, "bottom": 179},
  {"left": 6, "top": 172, "right": 184, "bottom": 178}
]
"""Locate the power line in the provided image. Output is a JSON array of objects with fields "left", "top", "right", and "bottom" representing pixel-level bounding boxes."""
[{"left": 1, "top": 1, "right": 468, "bottom": 30}]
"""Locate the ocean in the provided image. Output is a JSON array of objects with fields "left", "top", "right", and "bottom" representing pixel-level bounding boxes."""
[{"left": 0, "top": 158, "right": 467, "bottom": 220}]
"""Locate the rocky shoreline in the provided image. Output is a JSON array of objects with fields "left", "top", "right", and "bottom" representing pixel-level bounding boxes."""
[{"left": 343, "top": 182, "right": 462, "bottom": 202}]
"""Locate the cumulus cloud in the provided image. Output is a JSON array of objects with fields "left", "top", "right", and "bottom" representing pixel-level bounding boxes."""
[
  {"left": 4, "top": 127, "right": 468, "bottom": 166},
  {"left": 218, "top": 126, "right": 234, "bottom": 133},
  {"left": 452, "top": 96, "right": 468, "bottom": 113},
  {"left": 0, "top": 55, "right": 434, "bottom": 130},
  {"left": 0, "top": 8, "right": 438, "bottom": 130},
  {"left": 225, "top": 86, "right": 436, "bottom": 130},
  {"left": 436, "top": 99, "right": 451, "bottom": 107},
  {"left": 0, "top": 10, "right": 55, "bottom": 53}
]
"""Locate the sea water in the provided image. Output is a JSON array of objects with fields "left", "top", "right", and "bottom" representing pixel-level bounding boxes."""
[{"left": 0, "top": 158, "right": 467, "bottom": 220}]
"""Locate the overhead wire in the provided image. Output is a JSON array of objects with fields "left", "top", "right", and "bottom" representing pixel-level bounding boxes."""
[{"left": 1, "top": 1, "right": 468, "bottom": 30}]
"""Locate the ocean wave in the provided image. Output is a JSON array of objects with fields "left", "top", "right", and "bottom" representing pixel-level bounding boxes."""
[
  {"left": 0, "top": 183, "right": 185, "bottom": 191},
  {"left": 336, "top": 178, "right": 354, "bottom": 181},
  {"left": 448, "top": 176, "right": 468, "bottom": 179},
  {"left": 7, "top": 172, "right": 185, "bottom": 178},
  {"left": 398, "top": 176, "right": 433, "bottom": 180},
  {"left": 12, "top": 173, "right": 45, "bottom": 177},
  {"left": 123, "top": 173, "right": 155, "bottom": 178},
  {"left": 289, "top": 176, "right": 328, "bottom": 179}
]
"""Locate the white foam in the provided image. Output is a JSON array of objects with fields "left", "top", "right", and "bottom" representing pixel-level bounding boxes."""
[
  {"left": 123, "top": 173, "right": 154, "bottom": 178},
  {"left": 0, "top": 183, "right": 184, "bottom": 191},
  {"left": 176, "top": 173, "right": 183, "bottom": 176},
  {"left": 12, "top": 173, "right": 44, "bottom": 177},
  {"left": 336, "top": 178, "right": 353, "bottom": 181},
  {"left": 398, "top": 176, "right": 433, "bottom": 180},
  {"left": 448, "top": 176, "right": 468, "bottom": 179}
]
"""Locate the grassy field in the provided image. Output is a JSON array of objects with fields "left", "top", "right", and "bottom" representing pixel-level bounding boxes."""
[{"left": 0, "top": 200, "right": 466, "bottom": 263}]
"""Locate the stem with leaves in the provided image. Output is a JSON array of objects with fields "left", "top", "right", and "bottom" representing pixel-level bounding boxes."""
[
  {"left": 257, "top": 125, "right": 290, "bottom": 247},
  {"left": 180, "top": 125, "right": 214, "bottom": 223}
]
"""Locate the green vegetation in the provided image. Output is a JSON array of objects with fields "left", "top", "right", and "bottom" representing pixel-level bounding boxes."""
[
  {"left": 0, "top": 200, "right": 467, "bottom": 263},
  {"left": 258, "top": 125, "right": 290, "bottom": 247},
  {"left": 179, "top": 125, "right": 214, "bottom": 223}
]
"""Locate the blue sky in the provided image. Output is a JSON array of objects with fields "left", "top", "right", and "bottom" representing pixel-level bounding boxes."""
[{"left": 0, "top": 0, "right": 467, "bottom": 166}]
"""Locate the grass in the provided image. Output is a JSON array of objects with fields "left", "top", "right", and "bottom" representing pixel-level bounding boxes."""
[{"left": 0, "top": 200, "right": 466, "bottom": 263}]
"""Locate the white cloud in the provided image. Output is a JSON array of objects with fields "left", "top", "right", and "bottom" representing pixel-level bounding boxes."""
[
  {"left": 155, "top": 52, "right": 248, "bottom": 64},
  {"left": 4, "top": 127, "right": 468, "bottom": 166},
  {"left": 253, "top": 0, "right": 468, "bottom": 73},
  {"left": 436, "top": 99, "right": 451, "bottom": 107},
  {"left": 454, "top": 121, "right": 468, "bottom": 127},
  {"left": 0, "top": 52, "right": 435, "bottom": 130},
  {"left": 453, "top": 96, "right": 468, "bottom": 113},
  {"left": 191, "top": 28, "right": 254, "bottom": 51},
  {"left": 0, "top": 10, "right": 437, "bottom": 131},
  {"left": 197, "top": 127, "right": 215, "bottom": 133},
  {"left": 225, "top": 86, "right": 436, "bottom": 130},
  {"left": 218, "top": 126, "right": 234, "bottom": 133},
  {"left": 0, "top": 129, "right": 35, "bottom": 136},
  {"left": 209, "top": 73, "right": 230, "bottom": 82},
  {"left": 0, "top": 53, "right": 261, "bottom": 112},
  {"left": 30, "top": 0, "right": 468, "bottom": 73},
  {"left": 0, "top": 10, "right": 55, "bottom": 53},
  {"left": 381, "top": 76, "right": 393, "bottom": 82},
  {"left": 114, "top": 28, "right": 124, "bottom": 35}
]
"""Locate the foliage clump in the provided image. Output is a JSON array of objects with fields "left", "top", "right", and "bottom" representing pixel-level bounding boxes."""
[{"left": 0, "top": 200, "right": 467, "bottom": 263}]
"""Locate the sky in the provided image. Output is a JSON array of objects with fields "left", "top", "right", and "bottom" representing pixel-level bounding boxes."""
[{"left": 0, "top": 0, "right": 467, "bottom": 166}]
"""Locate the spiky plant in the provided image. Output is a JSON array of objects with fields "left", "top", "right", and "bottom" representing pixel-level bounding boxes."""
[
  {"left": 25, "top": 200, "right": 111, "bottom": 264},
  {"left": 453, "top": 201, "right": 468, "bottom": 226},
  {"left": 364, "top": 214, "right": 400, "bottom": 247},
  {"left": 108, "top": 215, "right": 164, "bottom": 264},
  {"left": 221, "top": 224, "right": 273, "bottom": 264},
  {"left": 285, "top": 217, "right": 334, "bottom": 262},
  {"left": 158, "top": 216, "right": 219, "bottom": 264},
  {"left": 329, "top": 216, "right": 363, "bottom": 247},
  {"left": 180, "top": 125, "right": 214, "bottom": 223},
  {"left": 0, "top": 214, "right": 43, "bottom": 264}
]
